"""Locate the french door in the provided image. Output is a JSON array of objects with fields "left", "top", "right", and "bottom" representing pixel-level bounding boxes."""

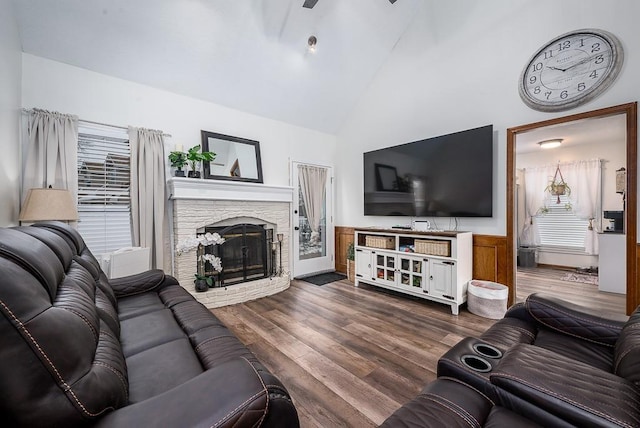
[{"left": 291, "top": 162, "right": 334, "bottom": 278}]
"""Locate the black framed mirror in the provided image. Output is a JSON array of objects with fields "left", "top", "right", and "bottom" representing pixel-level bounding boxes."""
[{"left": 201, "top": 130, "right": 264, "bottom": 183}]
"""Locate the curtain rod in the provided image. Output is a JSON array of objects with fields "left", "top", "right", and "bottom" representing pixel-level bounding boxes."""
[{"left": 21, "top": 108, "right": 172, "bottom": 138}]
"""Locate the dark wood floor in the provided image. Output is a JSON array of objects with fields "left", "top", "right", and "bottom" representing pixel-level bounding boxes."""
[
  {"left": 212, "top": 279, "right": 497, "bottom": 427},
  {"left": 516, "top": 266, "right": 626, "bottom": 314}
]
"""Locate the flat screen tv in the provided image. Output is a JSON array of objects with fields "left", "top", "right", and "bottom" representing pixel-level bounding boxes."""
[{"left": 363, "top": 125, "right": 493, "bottom": 217}]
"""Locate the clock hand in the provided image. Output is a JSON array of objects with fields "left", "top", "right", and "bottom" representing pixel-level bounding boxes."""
[
  {"left": 546, "top": 65, "right": 567, "bottom": 72},
  {"left": 563, "top": 56, "right": 595, "bottom": 71}
]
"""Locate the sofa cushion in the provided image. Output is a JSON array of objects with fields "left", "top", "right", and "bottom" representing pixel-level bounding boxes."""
[
  {"left": 117, "top": 292, "right": 166, "bottom": 320},
  {"left": 126, "top": 338, "right": 203, "bottom": 403},
  {"left": 119, "top": 307, "right": 188, "bottom": 357},
  {"left": 535, "top": 328, "right": 613, "bottom": 372}
]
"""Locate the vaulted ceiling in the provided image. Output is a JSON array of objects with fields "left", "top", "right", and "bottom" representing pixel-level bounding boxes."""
[{"left": 12, "top": 0, "right": 422, "bottom": 134}]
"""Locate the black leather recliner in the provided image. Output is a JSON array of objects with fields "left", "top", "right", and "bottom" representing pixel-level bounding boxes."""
[
  {"left": 0, "top": 222, "right": 299, "bottom": 427},
  {"left": 382, "top": 293, "right": 640, "bottom": 427}
]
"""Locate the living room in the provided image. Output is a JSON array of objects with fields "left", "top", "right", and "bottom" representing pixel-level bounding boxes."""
[{"left": 2, "top": 0, "right": 640, "bottom": 427}]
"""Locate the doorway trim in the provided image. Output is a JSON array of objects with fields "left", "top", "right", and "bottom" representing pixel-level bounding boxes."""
[{"left": 506, "top": 102, "right": 638, "bottom": 314}]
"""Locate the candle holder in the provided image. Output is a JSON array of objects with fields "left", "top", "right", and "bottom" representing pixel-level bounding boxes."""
[
  {"left": 271, "top": 240, "right": 277, "bottom": 277},
  {"left": 277, "top": 233, "right": 284, "bottom": 276}
]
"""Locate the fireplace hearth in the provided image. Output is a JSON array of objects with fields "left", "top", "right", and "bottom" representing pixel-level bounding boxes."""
[{"left": 204, "top": 223, "right": 274, "bottom": 286}]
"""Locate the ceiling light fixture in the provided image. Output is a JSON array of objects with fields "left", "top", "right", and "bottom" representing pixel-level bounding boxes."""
[
  {"left": 307, "top": 35, "right": 317, "bottom": 53},
  {"left": 538, "top": 138, "right": 563, "bottom": 149}
]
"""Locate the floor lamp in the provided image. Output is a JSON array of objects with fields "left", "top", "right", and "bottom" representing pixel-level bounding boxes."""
[{"left": 19, "top": 187, "right": 78, "bottom": 224}]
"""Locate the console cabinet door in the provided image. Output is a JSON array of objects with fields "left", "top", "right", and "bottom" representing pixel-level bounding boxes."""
[
  {"left": 372, "top": 251, "right": 396, "bottom": 286},
  {"left": 398, "top": 254, "right": 429, "bottom": 294},
  {"left": 430, "top": 260, "right": 455, "bottom": 300},
  {"left": 355, "top": 248, "right": 373, "bottom": 281}
]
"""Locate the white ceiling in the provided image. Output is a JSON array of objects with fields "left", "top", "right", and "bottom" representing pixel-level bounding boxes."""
[
  {"left": 515, "top": 113, "right": 627, "bottom": 154},
  {"left": 12, "top": 0, "right": 422, "bottom": 134}
]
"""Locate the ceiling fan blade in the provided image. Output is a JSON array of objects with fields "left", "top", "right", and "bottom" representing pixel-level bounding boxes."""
[{"left": 302, "top": 0, "right": 319, "bottom": 8}]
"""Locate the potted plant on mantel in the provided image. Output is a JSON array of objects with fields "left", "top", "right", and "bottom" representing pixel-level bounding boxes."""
[
  {"left": 168, "top": 150, "right": 188, "bottom": 177},
  {"left": 187, "top": 145, "right": 216, "bottom": 178},
  {"left": 346, "top": 242, "right": 355, "bottom": 283}
]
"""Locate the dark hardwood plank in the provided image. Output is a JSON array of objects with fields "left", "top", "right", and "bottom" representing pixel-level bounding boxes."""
[{"left": 212, "top": 279, "right": 497, "bottom": 426}]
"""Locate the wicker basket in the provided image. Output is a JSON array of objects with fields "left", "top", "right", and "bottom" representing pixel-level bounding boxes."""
[
  {"left": 415, "top": 239, "right": 450, "bottom": 257},
  {"left": 365, "top": 235, "right": 395, "bottom": 249}
]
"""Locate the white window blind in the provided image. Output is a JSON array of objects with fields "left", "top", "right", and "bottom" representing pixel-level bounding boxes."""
[
  {"left": 536, "top": 194, "right": 589, "bottom": 251},
  {"left": 77, "top": 123, "right": 132, "bottom": 256}
]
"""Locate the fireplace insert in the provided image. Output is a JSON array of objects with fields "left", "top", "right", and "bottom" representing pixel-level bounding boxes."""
[{"left": 204, "top": 223, "right": 274, "bottom": 286}]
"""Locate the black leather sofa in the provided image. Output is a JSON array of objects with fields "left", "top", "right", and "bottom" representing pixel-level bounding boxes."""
[
  {"left": 382, "top": 293, "right": 640, "bottom": 427},
  {"left": 0, "top": 222, "right": 299, "bottom": 427}
]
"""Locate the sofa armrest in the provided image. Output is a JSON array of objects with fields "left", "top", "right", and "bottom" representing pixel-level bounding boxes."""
[
  {"left": 94, "top": 357, "right": 298, "bottom": 428},
  {"left": 380, "top": 378, "right": 495, "bottom": 428},
  {"left": 109, "top": 269, "right": 178, "bottom": 297},
  {"left": 526, "top": 293, "right": 628, "bottom": 347},
  {"left": 491, "top": 343, "right": 640, "bottom": 428}
]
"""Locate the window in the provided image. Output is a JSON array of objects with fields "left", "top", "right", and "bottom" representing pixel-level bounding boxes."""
[
  {"left": 535, "top": 194, "right": 589, "bottom": 252},
  {"left": 77, "top": 123, "right": 132, "bottom": 256}
]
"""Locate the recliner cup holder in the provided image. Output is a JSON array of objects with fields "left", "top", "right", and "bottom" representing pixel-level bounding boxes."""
[
  {"left": 473, "top": 343, "right": 503, "bottom": 359},
  {"left": 460, "top": 354, "right": 492, "bottom": 373}
]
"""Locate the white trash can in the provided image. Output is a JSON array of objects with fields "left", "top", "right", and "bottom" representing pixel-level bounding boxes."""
[{"left": 467, "top": 280, "right": 508, "bottom": 319}]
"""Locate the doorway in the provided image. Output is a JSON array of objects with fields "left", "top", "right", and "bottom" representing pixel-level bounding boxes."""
[
  {"left": 291, "top": 162, "right": 335, "bottom": 278},
  {"left": 507, "top": 103, "right": 638, "bottom": 315}
]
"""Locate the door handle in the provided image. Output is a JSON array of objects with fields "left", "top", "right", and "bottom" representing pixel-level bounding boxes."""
[{"left": 294, "top": 226, "right": 300, "bottom": 230}]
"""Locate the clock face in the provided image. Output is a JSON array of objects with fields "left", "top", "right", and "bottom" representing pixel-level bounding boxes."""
[{"left": 519, "top": 29, "right": 624, "bottom": 112}]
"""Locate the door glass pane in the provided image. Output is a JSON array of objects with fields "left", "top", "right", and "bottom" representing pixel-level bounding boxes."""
[{"left": 298, "top": 185, "right": 327, "bottom": 260}]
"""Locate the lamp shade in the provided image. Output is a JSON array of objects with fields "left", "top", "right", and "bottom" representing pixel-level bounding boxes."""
[{"left": 19, "top": 188, "right": 78, "bottom": 221}]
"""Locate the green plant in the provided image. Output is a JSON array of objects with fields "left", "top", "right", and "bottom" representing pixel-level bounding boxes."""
[
  {"left": 544, "top": 181, "right": 571, "bottom": 198},
  {"left": 194, "top": 273, "right": 214, "bottom": 287},
  {"left": 187, "top": 145, "right": 216, "bottom": 172},
  {"left": 346, "top": 242, "right": 355, "bottom": 261},
  {"left": 168, "top": 151, "right": 187, "bottom": 170}
]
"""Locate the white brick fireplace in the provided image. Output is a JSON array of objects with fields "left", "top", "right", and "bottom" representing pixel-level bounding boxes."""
[{"left": 168, "top": 178, "right": 293, "bottom": 308}]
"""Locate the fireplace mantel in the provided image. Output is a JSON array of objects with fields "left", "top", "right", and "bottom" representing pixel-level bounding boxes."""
[{"left": 168, "top": 177, "right": 294, "bottom": 203}]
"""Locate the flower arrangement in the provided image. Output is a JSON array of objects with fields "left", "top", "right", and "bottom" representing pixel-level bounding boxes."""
[{"left": 176, "top": 232, "right": 225, "bottom": 291}]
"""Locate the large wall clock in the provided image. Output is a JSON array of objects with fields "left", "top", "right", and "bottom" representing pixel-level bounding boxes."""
[{"left": 519, "top": 28, "right": 624, "bottom": 112}]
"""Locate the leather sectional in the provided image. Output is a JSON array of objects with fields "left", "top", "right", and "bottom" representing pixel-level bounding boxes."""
[
  {"left": 0, "top": 222, "right": 299, "bottom": 427},
  {"left": 382, "top": 293, "right": 640, "bottom": 427}
]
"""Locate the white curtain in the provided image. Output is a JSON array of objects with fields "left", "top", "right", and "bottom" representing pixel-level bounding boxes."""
[
  {"left": 562, "top": 159, "right": 602, "bottom": 254},
  {"left": 129, "top": 127, "right": 167, "bottom": 269},
  {"left": 520, "top": 160, "right": 602, "bottom": 254},
  {"left": 520, "top": 165, "right": 550, "bottom": 246},
  {"left": 22, "top": 109, "right": 79, "bottom": 203},
  {"left": 298, "top": 165, "right": 327, "bottom": 244}
]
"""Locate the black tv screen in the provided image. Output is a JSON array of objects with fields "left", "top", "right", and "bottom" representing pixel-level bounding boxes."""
[{"left": 363, "top": 125, "right": 493, "bottom": 217}]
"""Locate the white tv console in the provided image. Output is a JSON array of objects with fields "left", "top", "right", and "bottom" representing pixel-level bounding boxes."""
[{"left": 354, "top": 228, "right": 472, "bottom": 315}]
